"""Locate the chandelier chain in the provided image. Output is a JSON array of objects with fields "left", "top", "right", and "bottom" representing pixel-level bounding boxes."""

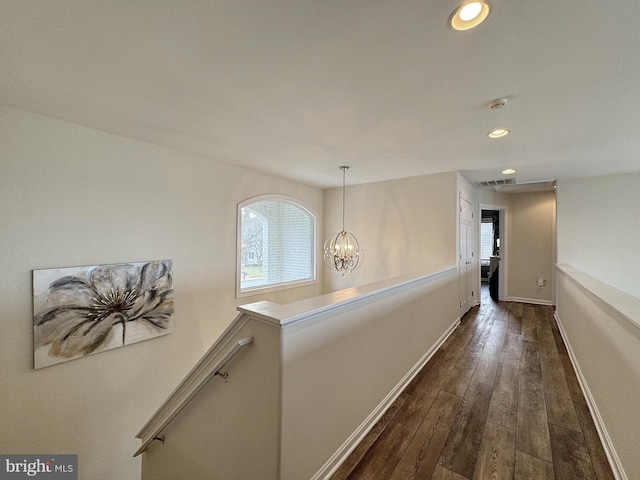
[
  {"left": 341, "top": 166, "right": 347, "bottom": 231},
  {"left": 323, "top": 165, "right": 364, "bottom": 275}
]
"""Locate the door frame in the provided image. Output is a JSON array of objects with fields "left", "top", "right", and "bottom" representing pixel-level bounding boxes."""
[
  {"left": 479, "top": 203, "right": 509, "bottom": 302},
  {"left": 459, "top": 192, "right": 476, "bottom": 316}
]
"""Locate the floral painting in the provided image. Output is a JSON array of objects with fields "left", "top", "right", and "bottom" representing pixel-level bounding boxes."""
[{"left": 33, "top": 260, "right": 174, "bottom": 369}]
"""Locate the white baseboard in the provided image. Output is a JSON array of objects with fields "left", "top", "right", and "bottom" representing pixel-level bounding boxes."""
[
  {"left": 507, "top": 296, "right": 553, "bottom": 306},
  {"left": 311, "top": 316, "right": 461, "bottom": 480},
  {"left": 554, "top": 312, "right": 627, "bottom": 480}
]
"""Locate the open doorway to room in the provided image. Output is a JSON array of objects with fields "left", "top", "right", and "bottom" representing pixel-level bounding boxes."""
[{"left": 480, "top": 205, "right": 508, "bottom": 302}]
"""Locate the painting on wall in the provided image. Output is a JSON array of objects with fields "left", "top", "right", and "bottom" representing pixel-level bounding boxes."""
[{"left": 33, "top": 260, "right": 174, "bottom": 369}]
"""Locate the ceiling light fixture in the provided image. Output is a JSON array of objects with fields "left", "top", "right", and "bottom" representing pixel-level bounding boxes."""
[
  {"left": 449, "top": 1, "right": 491, "bottom": 31},
  {"left": 488, "top": 128, "right": 510, "bottom": 138},
  {"left": 502, "top": 168, "right": 517, "bottom": 175},
  {"left": 323, "top": 166, "right": 364, "bottom": 276}
]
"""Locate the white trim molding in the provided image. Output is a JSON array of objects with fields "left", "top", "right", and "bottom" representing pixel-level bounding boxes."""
[{"left": 506, "top": 296, "right": 553, "bottom": 306}]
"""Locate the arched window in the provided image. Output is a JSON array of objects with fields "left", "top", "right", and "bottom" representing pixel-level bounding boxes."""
[{"left": 237, "top": 195, "right": 317, "bottom": 296}]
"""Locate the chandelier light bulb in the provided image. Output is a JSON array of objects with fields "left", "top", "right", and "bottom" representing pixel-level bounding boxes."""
[{"left": 324, "top": 230, "right": 363, "bottom": 277}]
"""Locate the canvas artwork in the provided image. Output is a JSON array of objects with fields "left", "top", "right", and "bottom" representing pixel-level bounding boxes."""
[{"left": 33, "top": 260, "right": 174, "bottom": 369}]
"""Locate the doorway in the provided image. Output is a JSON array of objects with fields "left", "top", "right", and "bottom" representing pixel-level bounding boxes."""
[{"left": 480, "top": 204, "right": 508, "bottom": 302}]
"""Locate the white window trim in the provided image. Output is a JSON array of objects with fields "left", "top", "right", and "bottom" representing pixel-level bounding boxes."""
[{"left": 236, "top": 194, "right": 319, "bottom": 298}]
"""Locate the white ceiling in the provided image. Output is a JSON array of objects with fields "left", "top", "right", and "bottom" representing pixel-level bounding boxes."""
[{"left": 2, "top": 1, "right": 639, "bottom": 189}]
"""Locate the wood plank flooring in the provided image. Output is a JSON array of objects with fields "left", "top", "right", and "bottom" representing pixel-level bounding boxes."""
[{"left": 330, "top": 286, "right": 614, "bottom": 480}]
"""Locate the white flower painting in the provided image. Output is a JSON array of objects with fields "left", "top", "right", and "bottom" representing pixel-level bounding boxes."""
[{"left": 33, "top": 260, "right": 174, "bottom": 369}]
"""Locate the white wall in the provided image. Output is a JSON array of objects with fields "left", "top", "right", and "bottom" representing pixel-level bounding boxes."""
[
  {"left": 0, "top": 106, "right": 322, "bottom": 480},
  {"left": 557, "top": 173, "right": 640, "bottom": 298},
  {"left": 508, "top": 191, "right": 556, "bottom": 304},
  {"left": 555, "top": 172, "right": 640, "bottom": 479},
  {"left": 556, "top": 266, "right": 640, "bottom": 480},
  {"left": 139, "top": 266, "right": 459, "bottom": 480},
  {"left": 141, "top": 319, "right": 282, "bottom": 480},
  {"left": 278, "top": 268, "right": 459, "bottom": 479},
  {"left": 322, "top": 172, "right": 457, "bottom": 292},
  {"left": 323, "top": 172, "right": 557, "bottom": 306},
  {"left": 458, "top": 174, "right": 557, "bottom": 305}
]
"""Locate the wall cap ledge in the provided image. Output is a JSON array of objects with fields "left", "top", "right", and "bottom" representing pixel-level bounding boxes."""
[
  {"left": 238, "top": 264, "right": 457, "bottom": 327},
  {"left": 556, "top": 263, "right": 640, "bottom": 332}
]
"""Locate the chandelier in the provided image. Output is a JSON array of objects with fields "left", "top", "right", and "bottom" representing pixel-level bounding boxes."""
[{"left": 323, "top": 166, "right": 364, "bottom": 276}]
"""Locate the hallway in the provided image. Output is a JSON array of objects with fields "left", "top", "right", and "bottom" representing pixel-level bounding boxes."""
[{"left": 331, "top": 288, "right": 615, "bottom": 479}]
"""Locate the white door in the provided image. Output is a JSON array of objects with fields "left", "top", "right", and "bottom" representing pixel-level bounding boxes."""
[{"left": 459, "top": 194, "right": 475, "bottom": 315}]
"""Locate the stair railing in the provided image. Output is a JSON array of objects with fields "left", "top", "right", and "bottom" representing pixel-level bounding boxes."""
[{"left": 134, "top": 335, "right": 254, "bottom": 457}]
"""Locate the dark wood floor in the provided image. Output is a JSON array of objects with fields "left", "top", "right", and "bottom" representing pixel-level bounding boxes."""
[{"left": 331, "top": 285, "right": 615, "bottom": 480}]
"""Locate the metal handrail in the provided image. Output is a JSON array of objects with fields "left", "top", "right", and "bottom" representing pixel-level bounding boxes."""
[{"left": 134, "top": 335, "right": 254, "bottom": 457}]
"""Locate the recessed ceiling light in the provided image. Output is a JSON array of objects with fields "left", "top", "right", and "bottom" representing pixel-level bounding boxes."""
[
  {"left": 449, "top": 1, "right": 491, "bottom": 31},
  {"left": 502, "top": 168, "right": 517, "bottom": 175},
  {"left": 488, "top": 128, "right": 510, "bottom": 138}
]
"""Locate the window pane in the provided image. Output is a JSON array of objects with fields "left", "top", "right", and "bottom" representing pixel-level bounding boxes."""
[
  {"left": 239, "top": 198, "right": 315, "bottom": 292},
  {"left": 480, "top": 221, "right": 494, "bottom": 259}
]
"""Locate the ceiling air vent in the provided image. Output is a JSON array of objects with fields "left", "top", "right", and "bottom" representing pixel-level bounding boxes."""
[{"left": 477, "top": 178, "right": 516, "bottom": 189}]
